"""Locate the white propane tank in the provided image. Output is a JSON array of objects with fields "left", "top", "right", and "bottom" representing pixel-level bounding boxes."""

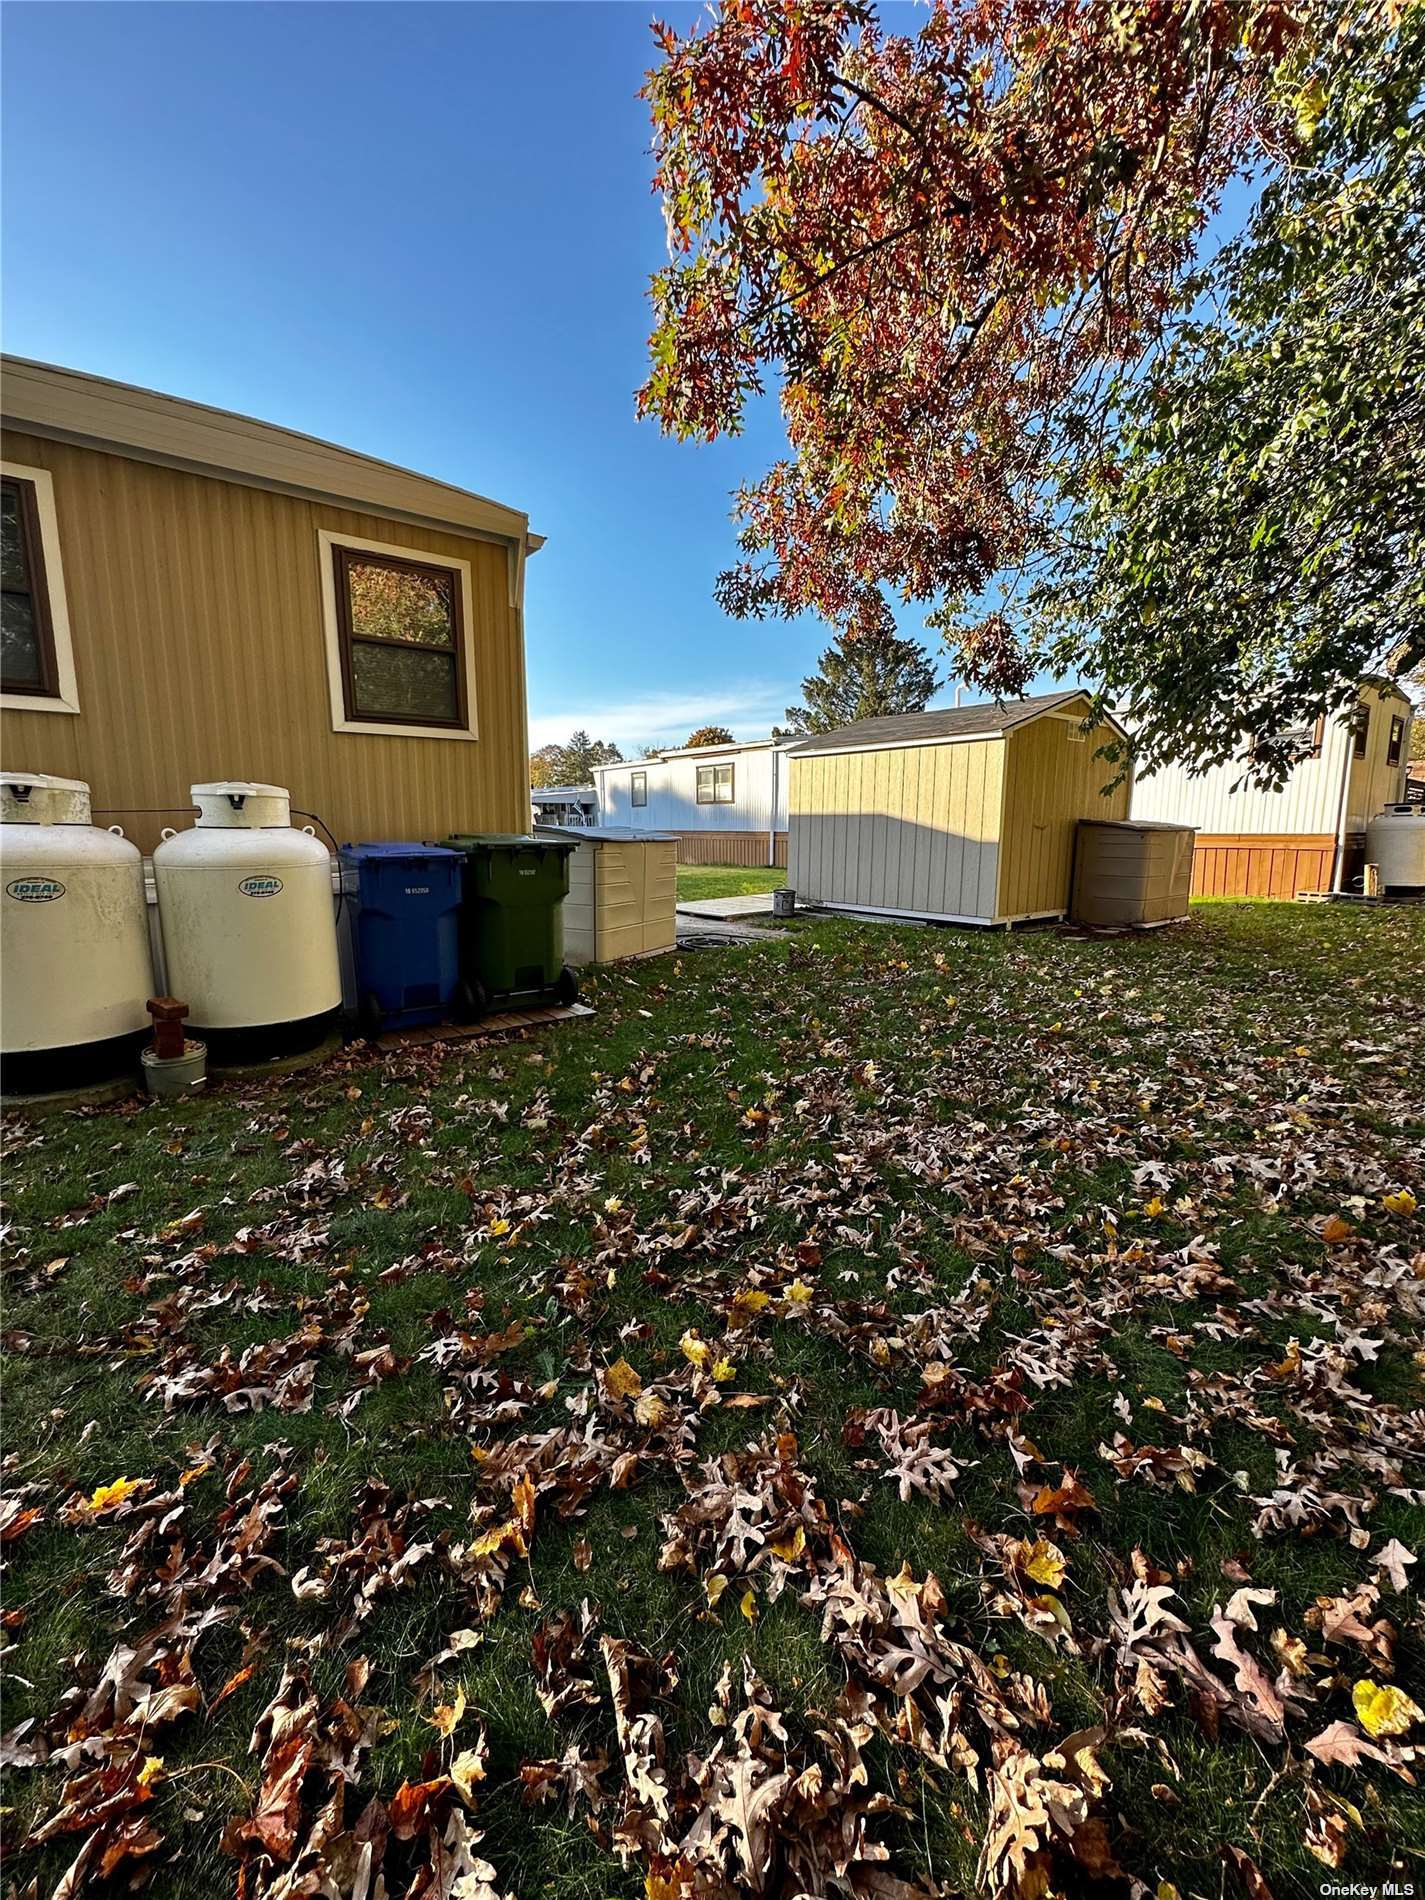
[
  {"left": 0, "top": 771, "right": 154, "bottom": 1091},
  {"left": 1366, "top": 804, "right": 1425, "bottom": 895},
  {"left": 153, "top": 782, "right": 341, "bottom": 1059}
]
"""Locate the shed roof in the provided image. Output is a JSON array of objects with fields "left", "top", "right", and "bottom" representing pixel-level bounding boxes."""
[
  {"left": 786, "top": 690, "right": 1118, "bottom": 756},
  {"left": 1, "top": 356, "right": 539, "bottom": 551}
]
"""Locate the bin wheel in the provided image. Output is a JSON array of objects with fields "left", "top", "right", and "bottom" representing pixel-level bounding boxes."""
[
  {"left": 554, "top": 965, "right": 580, "bottom": 1007},
  {"left": 455, "top": 976, "right": 488, "bottom": 1022},
  {"left": 358, "top": 992, "right": 385, "bottom": 1041}
]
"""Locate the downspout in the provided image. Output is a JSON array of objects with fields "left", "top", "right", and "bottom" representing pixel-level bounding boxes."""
[{"left": 1331, "top": 717, "right": 1353, "bottom": 893}]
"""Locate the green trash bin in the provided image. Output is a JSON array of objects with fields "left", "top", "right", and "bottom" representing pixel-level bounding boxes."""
[{"left": 438, "top": 834, "right": 579, "bottom": 1012}]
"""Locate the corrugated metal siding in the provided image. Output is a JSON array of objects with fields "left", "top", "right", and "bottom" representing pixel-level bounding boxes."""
[
  {"left": 788, "top": 739, "right": 1003, "bottom": 919},
  {"left": 996, "top": 719, "right": 1130, "bottom": 919},
  {"left": 1131, "top": 718, "right": 1351, "bottom": 836},
  {"left": 0, "top": 433, "right": 528, "bottom": 854},
  {"left": 597, "top": 747, "right": 787, "bottom": 835}
]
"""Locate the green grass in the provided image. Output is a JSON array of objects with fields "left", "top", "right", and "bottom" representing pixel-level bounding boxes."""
[
  {"left": 675, "top": 861, "right": 787, "bottom": 900},
  {"left": 3, "top": 899, "right": 1422, "bottom": 1898}
]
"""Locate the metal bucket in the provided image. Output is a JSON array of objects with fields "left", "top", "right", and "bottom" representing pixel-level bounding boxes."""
[
  {"left": 141, "top": 1038, "right": 207, "bottom": 1099},
  {"left": 772, "top": 888, "right": 796, "bottom": 918}
]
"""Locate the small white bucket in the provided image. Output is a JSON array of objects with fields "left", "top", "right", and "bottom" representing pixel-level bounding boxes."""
[{"left": 141, "top": 1039, "right": 207, "bottom": 1099}]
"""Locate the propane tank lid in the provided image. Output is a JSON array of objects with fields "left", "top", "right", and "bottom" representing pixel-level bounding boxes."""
[
  {"left": 190, "top": 781, "right": 291, "bottom": 828},
  {"left": 0, "top": 771, "right": 92, "bottom": 825}
]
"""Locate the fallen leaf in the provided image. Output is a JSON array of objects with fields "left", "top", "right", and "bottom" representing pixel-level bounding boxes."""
[
  {"left": 430, "top": 1686, "right": 467, "bottom": 1737},
  {"left": 1353, "top": 1679, "right": 1423, "bottom": 1738},
  {"left": 604, "top": 1357, "right": 643, "bottom": 1401},
  {"left": 88, "top": 1476, "right": 148, "bottom": 1514}
]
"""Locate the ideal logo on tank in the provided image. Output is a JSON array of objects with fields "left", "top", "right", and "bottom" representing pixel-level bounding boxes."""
[
  {"left": 5, "top": 877, "right": 65, "bottom": 903},
  {"left": 237, "top": 876, "right": 284, "bottom": 899}
]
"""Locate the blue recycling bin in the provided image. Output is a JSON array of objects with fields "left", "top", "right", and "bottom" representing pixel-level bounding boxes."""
[{"left": 340, "top": 843, "right": 466, "bottom": 1035}]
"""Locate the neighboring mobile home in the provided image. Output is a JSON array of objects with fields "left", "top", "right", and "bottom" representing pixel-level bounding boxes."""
[
  {"left": 787, "top": 690, "right": 1130, "bottom": 924},
  {"left": 1129, "top": 680, "right": 1414, "bottom": 897},
  {"left": 595, "top": 737, "right": 793, "bottom": 866},
  {"left": 1, "top": 358, "right": 540, "bottom": 853},
  {"left": 531, "top": 785, "right": 598, "bottom": 828}
]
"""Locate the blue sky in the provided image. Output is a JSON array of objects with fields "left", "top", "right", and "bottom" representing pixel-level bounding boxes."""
[
  {"left": 3, "top": 0, "right": 893, "bottom": 751},
  {"left": 3, "top": 4, "right": 1255, "bottom": 753}
]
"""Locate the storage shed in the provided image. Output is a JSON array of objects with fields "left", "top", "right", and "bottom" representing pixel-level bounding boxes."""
[
  {"left": 1071, "top": 819, "right": 1195, "bottom": 928},
  {"left": 787, "top": 691, "right": 1130, "bottom": 925},
  {"left": 535, "top": 824, "right": 678, "bottom": 965}
]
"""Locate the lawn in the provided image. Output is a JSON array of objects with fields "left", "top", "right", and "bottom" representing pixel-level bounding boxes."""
[
  {"left": 675, "top": 863, "right": 787, "bottom": 901},
  {"left": 3, "top": 902, "right": 1423, "bottom": 1900}
]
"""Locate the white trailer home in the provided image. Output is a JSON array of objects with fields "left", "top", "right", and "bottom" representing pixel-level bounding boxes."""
[
  {"left": 1129, "top": 680, "right": 1414, "bottom": 898},
  {"left": 594, "top": 738, "right": 792, "bottom": 866}
]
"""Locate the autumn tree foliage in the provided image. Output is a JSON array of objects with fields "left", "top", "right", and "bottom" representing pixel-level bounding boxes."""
[
  {"left": 637, "top": 0, "right": 1307, "bottom": 716},
  {"left": 779, "top": 626, "right": 940, "bottom": 734},
  {"left": 530, "top": 731, "right": 623, "bottom": 787},
  {"left": 684, "top": 724, "right": 737, "bottom": 748},
  {"left": 1027, "top": 5, "right": 1425, "bottom": 780}
]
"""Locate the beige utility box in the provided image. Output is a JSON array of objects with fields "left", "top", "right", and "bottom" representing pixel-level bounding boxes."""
[
  {"left": 535, "top": 825, "right": 679, "bottom": 965},
  {"left": 1072, "top": 818, "right": 1196, "bottom": 927}
]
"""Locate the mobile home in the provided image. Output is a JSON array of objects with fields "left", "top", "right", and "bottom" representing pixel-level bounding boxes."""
[
  {"left": 1129, "top": 681, "right": 1414, "bottom": 897},
  {"left": 787, "top": 691, "right": 1130, "bottom": 924},
  {"left": 1, "top": 357, "right": 540, "bottom": 852},
  {"left": 595, "top": 737, "right": 792, "bottom": 866}
]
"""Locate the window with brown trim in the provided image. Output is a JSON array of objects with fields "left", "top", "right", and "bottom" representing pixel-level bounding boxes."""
[
  {"left": 696, "top": 762, "right": 734, "bottom": 804},
  {"left": 1353, "top": 706, "right": 1370, "bottom": 759},
  {"left": 1252, "top": 714, "right": 1324, "bottom": 763},
  {"left": 1386, "top": 715, "right": 1405, "bottom": 767},
  {"left": 331, "top": 544, "right": 465, "bottom": 728},
  {"left": 1, "top": 476, "right": 58, "bottom": 698},
  {"left": 631, "top": 770, "right": 647, "bottom": 808}
]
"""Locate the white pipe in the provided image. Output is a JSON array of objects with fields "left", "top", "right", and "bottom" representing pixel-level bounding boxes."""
[{"left": 767, "top": 744, "right": 779, "bottom": 868}]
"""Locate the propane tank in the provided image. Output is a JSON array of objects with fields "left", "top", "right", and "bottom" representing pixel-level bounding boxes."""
[
  {"left": 0, "top": 771, "right": 153, "bottom": 1092},
  {"left": 1365, "top": 804, "right": 1425, "bottom": 895},
  {"left": 153, "top": 782, "right": 340, "bottom": 1061}
]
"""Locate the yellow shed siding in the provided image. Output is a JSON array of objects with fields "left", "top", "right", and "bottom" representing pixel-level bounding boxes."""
[
  {"left": 0, "top": 432, "right": 529, "bottom": 854},
  {"left": 788, "top": 738, "right": 1004, "bottom": 918},
  {"left": 996, "top": 716, "right": 1129, "bottom": 919}
]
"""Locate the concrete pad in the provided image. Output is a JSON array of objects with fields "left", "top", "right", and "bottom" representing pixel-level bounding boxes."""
[
  {"left": 2, "top": 1074, "right": 139, "bottom": 1116},
  {"left": 675, "top": 895, "right": 778, "bottom": 920},
  {"left": 208, "top": 1031, "right": 345, "bottom": 1083}
]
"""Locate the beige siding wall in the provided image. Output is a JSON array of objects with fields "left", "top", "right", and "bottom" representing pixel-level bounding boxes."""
[
  {"left": 997, "top": 717, "right": 1130, "bottom": 919},
  {"left": 1347, "top": 685, "right": 1412, "bottom": 827},
  {"left": 788, "top": 740, "right": 1004, "bottom": 919},
  {"left": 0, "top": 432, "right": 528, "bottom": 854}
]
